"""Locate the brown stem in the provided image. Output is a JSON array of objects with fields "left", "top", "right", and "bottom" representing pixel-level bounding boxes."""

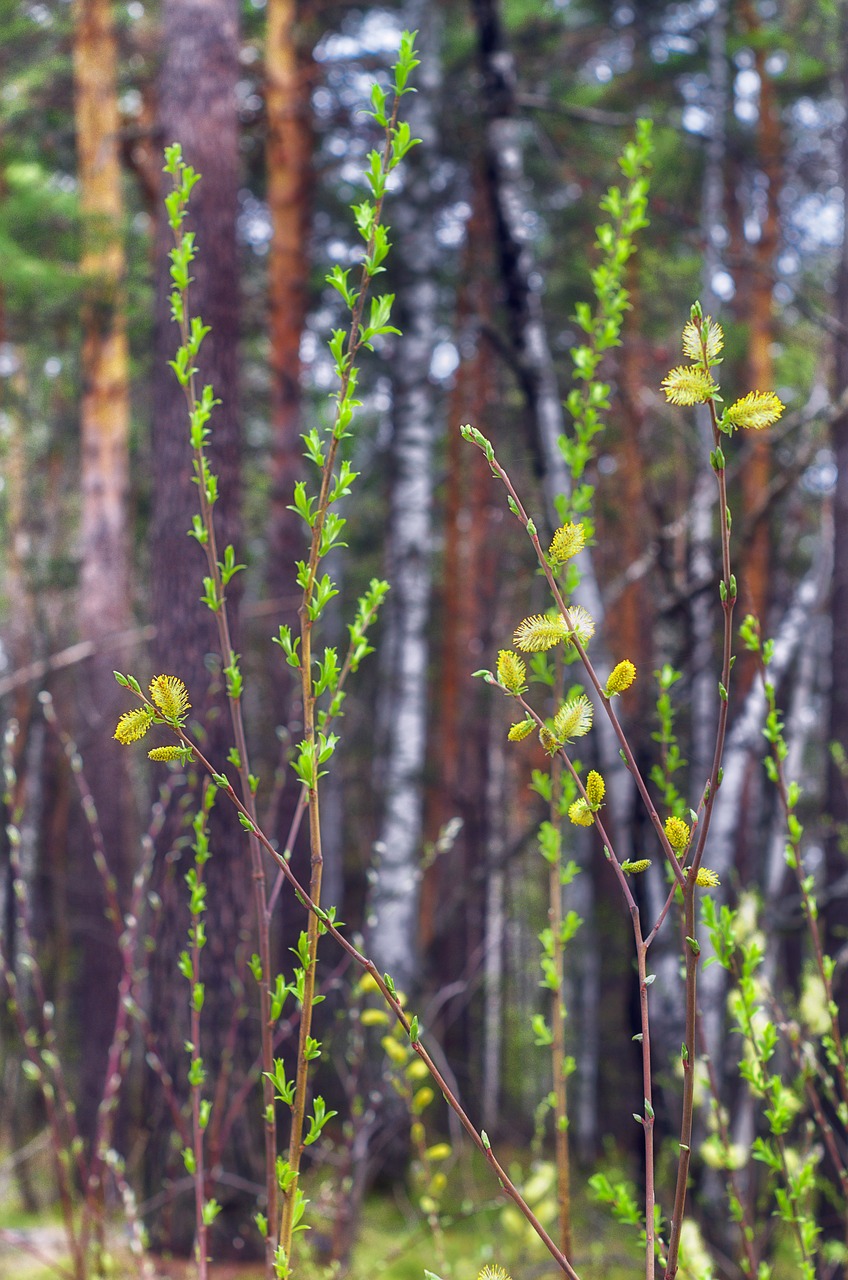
[
  {"left": 167, "top": 179, "right": 279, "bottom": 1261},
  {"left": 490, "top": 454, "right": 687, "bottom": 889},
  {"left": 164, "top": 730, "right": 581, "bottom": 1279},
  {"left": 278, "top": 94, "right": 403, "bottom": 1268},
  {"left": 548, "top": 748, "right": 573, "bottom": 1259},
  {"left": 665, "top": 884, "right": 698, "bottom": 1280}
]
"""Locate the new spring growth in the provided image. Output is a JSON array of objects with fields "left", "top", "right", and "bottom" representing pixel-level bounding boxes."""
[
  {"left": 497, "top": 650, "right": 527, "bottom": 695},
  {"left": 549, "top": 521, "right": 586, "bottom": 564},
  {"left": 569, "top": 769, "right": 605, "bottom": 826},
  {"left": 508, "top": 718, "right": 535, "bottom": 742},
  {"left": 661, "top": 308, "right": 785, "bottom": 433},
  {"left": 661, "top": 308, "right": 722, "bottom": 404},
  {"left": 114, "top": 675, "right": 192, "bottom": 756},
  {"left": 622, "top": 859, "right": 652, "bottom": 875},
  {"left": 513, "top": 605, "right": 595, "bottom": 652},
  {"left": 552, "top": 694, "right": 593, "bottom": 745},
  {"left": 114, "top": 706, "right": 154, "bottom": 745},
  {"left": 605, "top": 659, "right": 636, "bottom": 697},
  {"left": 664, "top": 815, "right": 691, "bottom": 854}
]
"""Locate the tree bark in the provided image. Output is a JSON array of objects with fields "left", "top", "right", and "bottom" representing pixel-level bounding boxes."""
[
  {"left": 471, "top": 0, "right": 636, "bottom": 1156},
  {"left": 367, "top": 0, "right": 441, "bottom": 997},
  {"left": 738, "top": 0, "right": 781, "bottom": 636},
  {"left": 71, "top": 0, "right": 135, "bottom": 1146},
  {"left": 146, "top": 0, "right": 259, "bottom": 1258},
  {"left": 265, "top": 0, "right": 315, "bottom": 619},
  {"left": 826, "top": 1, "right": 848, "bottom": 1032}
]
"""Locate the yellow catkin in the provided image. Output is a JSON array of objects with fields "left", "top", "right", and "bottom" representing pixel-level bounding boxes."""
[
  {"left": 149, "top": 674, "right": 190, "bottom": 721},
  {"left": 148, "top": 746, "right": 186, "bottom": 762},
  {"left": 664, "top": 815, "right": 691, "bottom": 853},
  {"left": 554, "top": 694, "right": 593, "bottom": 742},
  {"left": 514, "top": 614, "right": 569, "bottom": 652},
  {"left": 605, "top": 659, "right": 636, "bottom": 696},
  {"left": 549, "top": 521, "right": 586, "bottom": 563},
  {"left": 585, "top": 770, "right": 605, "bottom": 806},
  {"left": 725, "top": 391, "right": 784, "bottom": 431},
  {"left": 568, "top": 799, "right": 595, "bottom": 827},
  {"left": 497, "top": 649, "right": 527, "bottom": 694},
  {"left": 114, "top": 707, "right": 154, "bottom": 744},
  {"left": 661, "top": 365, "right": 718, "bottom": 405},
  {"left": 507, "top": 719, "right": 534, "bottom": 742}
]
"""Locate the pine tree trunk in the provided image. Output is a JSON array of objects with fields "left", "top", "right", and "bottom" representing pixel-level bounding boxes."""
[
  {"left": 146, "top": 0, "right": 260, "bottom": 1258},
  {"left": 71, "top": 0, "right": 134, "bottom": 1146},
  {"left": 265, "top": 0, "right": 314, "bottom": 617},
  {"left": 738, "top": 0, "right": 780, "bottom": 634}
]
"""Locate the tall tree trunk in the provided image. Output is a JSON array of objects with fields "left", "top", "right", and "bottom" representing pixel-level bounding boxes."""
[
  {"left": 826, "top": 0, "right": 848, "bottom": 1041},
  {"left": 472, "top": 0, "right": 636, "bottom": 1158},
  {"left": 738, "top": 0, "right": 781, "bottom": 632},
  {"left": 71, "top": 0, "right": 134, "bottom": 1146},
  {"left": 146, "top": 0, "right": 259, "bottom": 1258},
  {"left": 263, "top": 0, "right": 319, "bottom": 1022},
  {"left": 367, "top": 0, "right": 441, "bottom": 997},
  {"left": 265, "top": 0, "right": 314, "bottom": 620}
]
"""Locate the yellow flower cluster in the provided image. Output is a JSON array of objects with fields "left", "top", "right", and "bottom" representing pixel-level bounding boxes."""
[
  {"left": 681, "top": 316, "right": 723, "bottom": 363},
  {"left": 148, "top": 746, "right": 187, "bottom": 762},
  {"left": 663, "top": 311, "right": 783, "bottom": 431},
  {"left": 605, "top": 659, "right": 636, "bottom": 697},
  {"left": 114, "top": 706, "right": 155, "bottom": 745},
  {"left": 479, "top": 1266, "right": 512, "bottom": 1280},
  {"left": 497, "top": 649, "right": 527, "bottom": 695},
  {"left": 662, "top": 313, "right": 722, "bottom": 406},
  {"left": 514, "top": 614, "right": 569, "bottom": 652},
  {"left": 567, "top": 769, "right": 606, "bottom": 827},
  {"left": 661, "top": 366, "right": 718, "bottom": 406},
  {"left": 622, "top": 859, "right": 651, "bottom": 875},
  {"left": 549, "top": 521, "right": 586, "bottom": 563},
  {"left": 664, "top": 815, "right": 691, "bottom": 853},
  {"left": 693, "top": 867, "right": 720, "bottom": 888},
  {"left": 585, "top": 770, "right": 605, "bottom": 806},
  {"left": 507, "top": 719, "right": 534, "bottom": 742},
  {"left": 149, "top": 674, "right": 191, "bottom": 722},
  {"left": 568, "top": 800, "right": 594, "bottom": 827},
  {"left": 114, "top": 675, "right": 191, "bottom": 746},
  {"left": 554, "top": 694, "right": 593, "bottom": 743},
  {"left": 513, "top": 606, "right": 595, "bottom": 653},
  {"left": 565, "top": 604, "right": 595, "bottom": 647},
  {"left": 725, "top": 391, "right": 784, "bottom": 431}
]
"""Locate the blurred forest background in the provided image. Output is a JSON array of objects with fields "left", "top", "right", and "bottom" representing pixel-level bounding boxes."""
[{"left": 2, "top": 0, "right": 848, "bottom": 1273}]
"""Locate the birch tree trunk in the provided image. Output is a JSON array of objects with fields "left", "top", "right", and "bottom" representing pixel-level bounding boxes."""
[
  {"left": 71, "top": 0, "right": 134, "bottom": 1146},
  {"left": 367, "top": 0, "right": 441, "bottom": 996},
  {"left": 472, "top": 0, "right": 632, "bottom": 1156}
]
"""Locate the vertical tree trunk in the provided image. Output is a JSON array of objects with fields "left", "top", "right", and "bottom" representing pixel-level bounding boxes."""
[
  {"left": 71, "top": 0, "right": 134, "bottom": 1145},
  {"left": 146, "top": 0, "right": 259, "bottom": 1258},
  {"left": 472, "top": 0, "right": 636, "bottom": 1157},
  {"left": 367, "top": 0, "right": 441, "bottom": 996},
  {"left": 826, "top": 4, "right": 848, "bottom": 1029},
  {"left": 265, "top": 0, "right": 314, "bottom": 617},
  {"left": 738, "top": 0, "right": 781, "bottom": 630},
  {"left": 263, "top": 0, "right": 320, "bottom": 992}
]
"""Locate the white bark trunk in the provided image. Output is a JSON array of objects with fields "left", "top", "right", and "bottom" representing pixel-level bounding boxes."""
[{"left": 368, "top": 0, "right": 441, "bottom": 994}]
